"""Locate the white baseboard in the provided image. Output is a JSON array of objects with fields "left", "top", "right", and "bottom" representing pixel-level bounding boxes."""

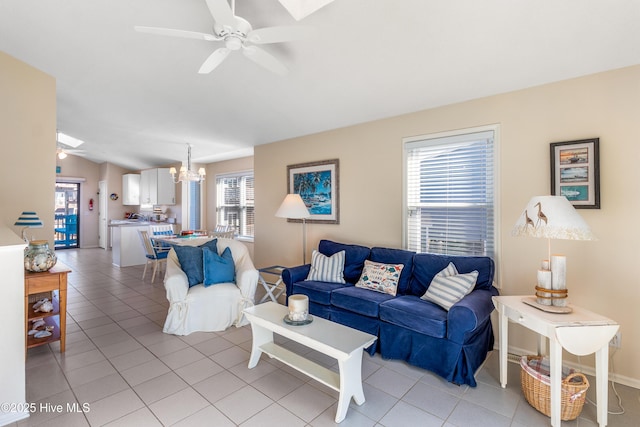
[
  {"left": 0, "top": 411, "right": 28, "bottom": 427},
  {"left": 497, "top": 344, "right": 640, "bottom": 390}
]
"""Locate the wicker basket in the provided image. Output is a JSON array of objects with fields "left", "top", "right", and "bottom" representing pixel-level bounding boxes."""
[{"left": 520, "top": 355, "right": 589, "bottom": 421}]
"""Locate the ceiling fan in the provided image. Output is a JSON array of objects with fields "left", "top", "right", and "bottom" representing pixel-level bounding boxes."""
[{"left": 135, "top": 0, "right": 312, "bottom": 75}]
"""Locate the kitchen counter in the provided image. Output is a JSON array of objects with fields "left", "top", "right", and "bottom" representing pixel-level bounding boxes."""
[
  {"left": 111, "top": 223, "right": 150, "bottom": 267},
  {"left": 110, "top": 221, "right": 176, "bottom": 267},
  {"left": 109, "top": 220, "right": 174, "bottom": 227}
]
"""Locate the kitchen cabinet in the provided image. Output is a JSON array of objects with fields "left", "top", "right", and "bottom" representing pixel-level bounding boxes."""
[
  {"left": 122, "top": 173, "right": 141, "bottom": 205},
  {"left": 140, "top": 168, "right": 175, "bottom": 205}
]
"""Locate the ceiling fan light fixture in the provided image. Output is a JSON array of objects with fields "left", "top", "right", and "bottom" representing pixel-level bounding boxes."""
[
  {"left": 57, "top": 149, "right": 67, "bottom": 160},
  {"left": 225, "top": 37, "right": 243, "bottom": 51}
]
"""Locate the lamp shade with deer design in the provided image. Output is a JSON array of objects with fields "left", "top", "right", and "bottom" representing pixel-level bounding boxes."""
[{"left": 512, "top": 195, "right": 596, "bottom": 311}]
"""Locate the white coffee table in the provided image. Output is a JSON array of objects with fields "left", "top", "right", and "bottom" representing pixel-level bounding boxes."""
[{"left": 243, "top": 302, "right": 377, "bottom": 423}]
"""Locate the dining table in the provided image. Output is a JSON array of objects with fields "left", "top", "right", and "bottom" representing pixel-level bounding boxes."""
[{"left": 152, "top": 234, "right": 215, "bottom": 247}]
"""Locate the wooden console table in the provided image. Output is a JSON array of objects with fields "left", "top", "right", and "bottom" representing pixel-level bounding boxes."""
[
  {"left": 24, "top": 262, "right": 71, "bottom": 354},
  {"left": 493, "top": 295, "right": 618, "bottom": 427}
]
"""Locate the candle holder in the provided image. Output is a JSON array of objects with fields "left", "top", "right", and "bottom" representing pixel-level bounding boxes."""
[{"left": 284, "top": 294, "right": 313, "bottom": 325}]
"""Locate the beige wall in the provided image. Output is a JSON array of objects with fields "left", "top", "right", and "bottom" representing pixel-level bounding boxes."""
[
  {"left": 206, "top": 156, "right": 254, "bottom": 260},
  {"left": 255, "top": 65, "right": 640, "bottom": 386},
  {"left": 1, "top": 51, "right": 56, "bottom": 244},
  {"left": 0, "top": 51, "right": 55, "bottom": 424}
]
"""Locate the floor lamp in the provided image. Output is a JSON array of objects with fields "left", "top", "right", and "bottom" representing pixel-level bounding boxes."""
[{"left": 275, "top": 194, "right": 311, "bottom": 264}]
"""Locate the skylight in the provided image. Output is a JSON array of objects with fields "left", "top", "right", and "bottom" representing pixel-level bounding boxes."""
[
  {"left": 277, "top": 0, "right": 335, "bottom": 20},
  {"left": 57, "top": 131, "right": 84, "bottom": 148}
]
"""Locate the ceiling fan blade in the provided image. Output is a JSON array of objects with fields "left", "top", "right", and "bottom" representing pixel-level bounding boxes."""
[
  {"left": 242, "top": 46, "right": 288, "bottom": 76},
  {"left": 135, "top": 26, "right": 218, "bottom": 41},
  {"left": 198, "top": 48, "right": 231, "bottom": 74},
  {"left": 205, "top": 0, "right": 236, "bottom": 30},
  {"left": 247, "top": 26, "right": 314, "bottom": 44}
]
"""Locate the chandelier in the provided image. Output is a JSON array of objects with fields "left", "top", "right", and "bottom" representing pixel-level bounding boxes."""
[{"left": 169, "top": 144, "right": 206, "bottom": 183}]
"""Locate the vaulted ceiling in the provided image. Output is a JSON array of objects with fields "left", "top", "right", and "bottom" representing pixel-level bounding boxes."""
[{"left": 1, "top": 0, "right": 639, "bottom": 170}]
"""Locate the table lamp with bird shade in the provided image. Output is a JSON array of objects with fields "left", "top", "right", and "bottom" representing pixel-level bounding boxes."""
[{"left": 512, "top": 195, "right": 596, "bottom": 312}]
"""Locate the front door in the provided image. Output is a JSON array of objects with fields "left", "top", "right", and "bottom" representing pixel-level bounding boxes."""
[{"left": 54, "top": 182, "right": 79, "bottom": 249}]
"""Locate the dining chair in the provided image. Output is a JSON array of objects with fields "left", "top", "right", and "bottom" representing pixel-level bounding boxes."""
[
  {"left": 209, "top": 224, "right": 236, "bottom": 239},
  {"left": 138, "top": 229, "right": 170, "bottom": 283}
]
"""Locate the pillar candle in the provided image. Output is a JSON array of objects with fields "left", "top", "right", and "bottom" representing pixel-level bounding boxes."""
[
  {"left": 551, "top": 255, "right": 567, "bottom": 307},
  {"left": 551, "top": 255, "right": 566, "bottom": 290},
  {"left": 288, "top": 294, "right": 309, "bottom": 321},
  {"left": 536, "top": 270, "right": 552, "bottom": 306}
]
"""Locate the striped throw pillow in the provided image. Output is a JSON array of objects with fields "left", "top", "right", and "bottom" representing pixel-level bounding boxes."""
[
  {"left": 305, "top": 250, "right": 346, "bottom": 284},
  {"left": 421, "top": 265, "right": 478, "bottom": 310}
]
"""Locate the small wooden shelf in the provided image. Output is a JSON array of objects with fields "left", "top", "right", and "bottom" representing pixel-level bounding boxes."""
[
  {"left": 26, "top": 317, "right": 61, "bottom": 349},
  {"left": 24, "top": 263, "right": 71, "bottom": 355},
  {"left": 27, "top": 294, "right": 59, "bottom": 321}
]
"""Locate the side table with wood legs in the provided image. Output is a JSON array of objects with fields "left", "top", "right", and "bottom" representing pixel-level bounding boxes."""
[{"left": 24, "top": 262, "right": 71, "bottom": 355}]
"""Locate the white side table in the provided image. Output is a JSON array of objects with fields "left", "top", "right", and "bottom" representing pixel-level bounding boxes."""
[
  {"left": 493, "top": 295, "right": 619, "bottom": 427},
  {"left": 258, "top": 265, "right": 287, "bottom": 303}
]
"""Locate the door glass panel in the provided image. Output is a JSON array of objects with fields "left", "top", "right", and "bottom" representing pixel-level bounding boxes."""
[{"left": 55, "top": 182, "right": 79, "bottom": 249}]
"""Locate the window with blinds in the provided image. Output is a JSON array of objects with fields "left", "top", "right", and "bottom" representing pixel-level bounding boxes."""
[
  {"left": 404, "top": 128, "right": 496, "bottom": 257},
  {"left": 186, "top": 181, "right": 201, "bottom": 230},
  {"left": 216, "top": 172, "right": 254, "bottom": 239}
]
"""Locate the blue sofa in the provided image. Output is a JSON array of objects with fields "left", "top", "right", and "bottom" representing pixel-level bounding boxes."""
[{"left": 282, "top": 239, "right": 498, "bottom": 387}]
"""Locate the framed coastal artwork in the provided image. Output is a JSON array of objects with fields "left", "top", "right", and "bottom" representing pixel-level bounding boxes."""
[
  {"left": 287, "top": 159, "right": 339, "bottom": 224},
  {"left": 550, "top": 138, "right": 600, "bottom": 209}
]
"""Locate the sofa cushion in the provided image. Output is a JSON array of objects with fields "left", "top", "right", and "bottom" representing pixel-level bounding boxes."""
[
  {"left": 379, "top": 295, "right": 448, "bottom": 338},
  {"left": 319, "top": 240, "right": 370, "bottom": 284},
  {"left": 172, "top": 239, "right": 219, "bottom": 287},
  {"left": 409, "top": 253, "right": 495, "bottom": 297},
  {"left": 355, "top": 260, "right": 404, "bottom": 296},
  {"left": 331, "top": 285, "right": 395, "bottom": 317},
  {"left": 306, "top": 250, "right": 346, "bottom": 284},
  {"left": 293, "top": 280, "right": 348, "bottom": 306},
  {"left": 421, "top": 270, "right": 479, "bottom": 310},
  {"left": 203, "top": 246, "right": 235, "bottom": 286},
  {"left": 370, "top": 247, "right": 415, "bottom": 294}
]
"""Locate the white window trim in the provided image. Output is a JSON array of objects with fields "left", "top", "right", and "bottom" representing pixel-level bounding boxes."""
[
  {"left": 216, "top": 170, "right": 255, "bottom": 241},
  {"left": 402, "top": 124, "right": 501, "bottom": 288}
]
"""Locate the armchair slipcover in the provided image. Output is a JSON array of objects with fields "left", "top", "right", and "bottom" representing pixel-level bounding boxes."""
[{"left": 163, "top": 238, "right": 259, "bottom": 335}]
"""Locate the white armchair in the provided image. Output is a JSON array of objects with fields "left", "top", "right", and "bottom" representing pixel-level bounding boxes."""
[{"left": 163, "top": 238, "right": 259, "bottom": 335}]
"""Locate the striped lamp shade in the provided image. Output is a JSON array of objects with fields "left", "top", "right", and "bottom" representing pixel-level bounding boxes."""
[{"left": 14, "top": 212, "right": 43, "bottom": 228}]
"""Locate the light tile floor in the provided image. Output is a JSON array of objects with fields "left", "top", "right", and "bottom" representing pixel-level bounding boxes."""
[{"left": 12, "top": 248, "right": 640, "bottom": 426}]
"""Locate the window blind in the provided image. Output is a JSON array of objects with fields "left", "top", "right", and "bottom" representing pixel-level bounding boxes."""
[
  {"left": 216, "top": 172, "right": 254, "bottom": 238},
  {"left": 405, "top": 130, "right": 495, "bottom": 257},
  {"left": 187, "top": 181, "right": 201, "bottom": 230}
]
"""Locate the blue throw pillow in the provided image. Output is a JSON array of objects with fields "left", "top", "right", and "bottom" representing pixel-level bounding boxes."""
[
  {"left": 203, "top": 246, "right": 235, "bottom": 286},
  {"left": 173, "top": 239, "right": 218, "bottom": 287}
]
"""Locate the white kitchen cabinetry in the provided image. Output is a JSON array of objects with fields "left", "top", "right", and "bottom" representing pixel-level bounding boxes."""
[
  {"left": 140, "top": 168, "right": 175, "bottom": 205},
  {"left": 122, "top": 174, "right": 141, "bottom": 205}
]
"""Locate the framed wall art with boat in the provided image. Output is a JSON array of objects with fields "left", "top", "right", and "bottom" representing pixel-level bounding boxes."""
[{"left": 550, "top": 138, "right": 600, "bottom": 209}]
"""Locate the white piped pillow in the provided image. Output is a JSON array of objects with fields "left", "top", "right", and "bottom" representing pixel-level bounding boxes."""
[{"left": 306, "top": 250, "right": 346, "bottom": 284}]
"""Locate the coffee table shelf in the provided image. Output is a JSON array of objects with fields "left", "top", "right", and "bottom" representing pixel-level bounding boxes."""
[
  {"left": 244, "top": 302, "right": 377, "bottom": 423},
  {"left": 260, "top": 342, "right": 341, "bottom": 390}
]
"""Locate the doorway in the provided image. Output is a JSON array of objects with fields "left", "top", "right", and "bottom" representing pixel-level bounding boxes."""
[{"left": 55, "top": 182, "right": 79, "bottom": 249}]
